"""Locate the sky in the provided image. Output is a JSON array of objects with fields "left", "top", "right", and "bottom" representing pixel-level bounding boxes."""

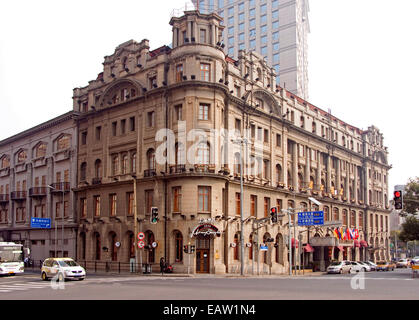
[{"left": 0, "top": 0, "right": 418, "bottom": 191}]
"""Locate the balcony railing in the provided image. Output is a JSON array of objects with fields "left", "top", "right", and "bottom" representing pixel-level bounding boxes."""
[
  {"left": 169, "top": 165, "right": 186, "bottom": 174},
  {"left": 0, "top": 194, "right": 9, "bottom": 202},
  {"left": 11, "top": 191, "right": 27, "bottom": 200},
  {"left": 144, "top": 169, "right": 156, "bottom": 177},
  {"left": 50, "top": 182, "right": 71, "bottom": 193},
  {"left": 92, "top": 178, "right": 102, "bottom": 185},
  {"left": 29, "top": 187, "right": 47, "bottom": 197}
]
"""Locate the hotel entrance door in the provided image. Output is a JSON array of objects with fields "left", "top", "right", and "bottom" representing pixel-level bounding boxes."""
[{"left": 196, "top": 236, "right": 210, "bottom": 273}]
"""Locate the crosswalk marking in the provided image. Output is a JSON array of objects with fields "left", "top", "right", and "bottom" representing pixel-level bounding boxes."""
[{"left": 0, "top": 280, "right": 74, "bottom": 294}]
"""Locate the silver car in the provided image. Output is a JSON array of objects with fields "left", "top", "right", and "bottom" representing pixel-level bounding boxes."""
[{"left": 327, "top": 261, "right": 352, "bottom": 274}]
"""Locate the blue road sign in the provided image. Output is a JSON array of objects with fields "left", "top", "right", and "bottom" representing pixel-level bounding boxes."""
[
  {"left": 297, "top": 211, "right": 324, "bottom": 226},
  {"left": 260, "top": 245, "right": 268, "bottom": 251},
  {"left": 30, "top": 217, "right": 51, "bottom": 229}
]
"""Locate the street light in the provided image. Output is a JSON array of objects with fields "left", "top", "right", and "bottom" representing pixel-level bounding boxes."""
[
  {"left": 231, "top": 137, "right": 248, "bottom": 276},
  {"left": 47, "top": 184, "right": 65, "bottom": 257}
]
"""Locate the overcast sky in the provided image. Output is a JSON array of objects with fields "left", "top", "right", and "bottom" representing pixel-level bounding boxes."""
[{"left": 0, "top": 0, "right": 417, "bottom": 191}]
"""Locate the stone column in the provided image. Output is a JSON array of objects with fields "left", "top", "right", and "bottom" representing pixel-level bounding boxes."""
[
  {"left": 305, "top": 147, "right": 310, "bottom": 188},
  {"left": 326, "top": 155, "right": 332, "bottom": 193},
  {"left": 316, "top": 151, "right": 321, "bottom": 189},
  {"left": 292, "top": 143, "right": 298, "bottom": 189}
]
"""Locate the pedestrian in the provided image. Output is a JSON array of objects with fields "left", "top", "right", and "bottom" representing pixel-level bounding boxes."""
[{"left": 160, "top": 257, "right": 165, "bottom": 275}]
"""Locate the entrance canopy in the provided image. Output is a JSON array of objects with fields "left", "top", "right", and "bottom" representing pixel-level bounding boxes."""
[{"left": 360, "top": 240, "right": 368, "bottom": 247}]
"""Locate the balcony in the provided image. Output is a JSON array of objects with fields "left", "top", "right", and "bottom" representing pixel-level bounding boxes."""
[
  {"left": 193, "top": 164, "right": 215, "bottom": 173},
  {"left": 29, "top": 187, "right": 47, "bottom": 197},
  {"left": 143, "top": 169, "right": 156, "bottom": 177},
  {"left": 49, "top": 182, "right": 71, "bottom": 193},
  {"left": 0, "top": 194, "right": 9, "bottom": 202},
  {"left": 169, "top": 165, "right": 186, "bottom": 174},
  {"left": 11, "top": 191, "right": 27, "bottom": 200}
]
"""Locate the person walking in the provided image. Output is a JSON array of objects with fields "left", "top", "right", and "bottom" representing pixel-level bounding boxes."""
[{"left": 160, "top": 257, "right": 165, "bottom": 275}]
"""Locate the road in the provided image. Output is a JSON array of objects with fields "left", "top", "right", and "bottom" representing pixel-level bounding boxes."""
[{"left": 0, "top": 268, "right": 418, "bottom": 300}]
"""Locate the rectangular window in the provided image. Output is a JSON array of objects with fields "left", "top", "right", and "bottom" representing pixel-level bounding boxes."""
[
  {"left": 238, "top": 12, "right": 244, "bottom": 21},
  {"left": 121, "top": 119, "right": 126, "bottom": 134},
  {"left": 81, "top": 198, "right": 87, "bottom": 218},
  {"left": 261, "top": 25, "right": 267, "bottom": 34},
  {"left": 95, "top": 126, "right": 101, "bottom": 141},
  {"left": 257, "top": 127, "right": 262, "bottom": 141},
  {"left": 198, "top": 104, "right": 210, "bottom": 120},
  {"left": 56, "top": 202, "right": 61, "bottom": 218},
  {"left": 251, "top": 124, "right": 255, "bottom": 139},
  {"left": 250, "top": 195, "right": 257, "bottom": 217},
  {"left": 129, "top": 117, "right": 135, "bottom": 131},
  {"left": 235, "top": 118, "right": 241, "bottom": 134},
  {"left": 260, "top": 15, "right": 267, "bottom": 24},
  {"left": 264, "top": 197, "right": 270, "bottom": 218},
  {"left": 264, "top": 129, "right": 269, "bottom": 143},
  {"left": 174, "top": 104, "right": 183, "bottom": 121},
  {"left": 200, "top": 63, "right": 210, "bottom": 81},
  {"left": 272, "top": 10, "right": 279, "bottom": 19},
  {"left": 147, "top": 111, "right": 155, "bottom": 127},
  {"left": 145, "top": 190, "right": 153, "bottom": 214},
  {"left": 200, "top": 29, "right": 207, "bottom": 43},
  {"left": 176, "top": 64, "right": 183, "bottom": 82},
  {"left": 112, "top": 122, "right": 117, "bottom": 136},
  {"left": 149, "top": 76, "right": 157, "bottom": 89},
  {"left": 94, "top": 196, "right": 101, "bottom": 217},
  {"left": 110, "top": 194, "right": 117, "bottom": 216},
  {"left": 81, "top": 131, "right": 87, "bottom": 145},
  {"left": 172, "top": 187, "right": 181, "bottom": 213},
  {"left": 235, "top": 192, "right": 241, "bottom": 215},
  {"left": 238, "top": 22, "right": 244, "bottom": 32},
  {"left": 198, "top": 186, "right": 211, "bottom": 212},
  {"left": 127, "top": 192, "right": 134, "bottom": 216},
  {"left": 276, "top": 134, "right": 281, "bottom": 147}
]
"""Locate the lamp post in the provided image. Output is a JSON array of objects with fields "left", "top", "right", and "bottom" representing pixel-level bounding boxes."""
[
  {"left": 47, "top": 184, "right": 65, "bottom": 257},
  {"left": 231, "top": 137, "right": 248, "bottom": 276}
]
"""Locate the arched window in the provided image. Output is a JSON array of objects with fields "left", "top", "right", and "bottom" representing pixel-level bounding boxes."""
[
  {"left": 300, "top": 202, "right": 308, "bottom": 211},
  {"left": 57, "top": 135, "right": 70, "bottom": 151},
  {"left": 1, "top": 156, "right": 10, "bottom": 169},
  {"left": 122, "top": 154, "right": 128, "bottom": 175},
  {"left": 276, "top": 234, "right": 284, "bottom": 264},
  {"left": 94, "top": 233, "right": 101, "bottom": 260},
  {"left": 234, "top": 233, "right": 239, "bottom": 260},
  {"left": 276, "top": 164, "right": 282, "bottom": 183},
  {"left": 147, "top": 149, "right": 156, "bottom": 170},
  {"left": 287, "top": 170, "right": 293, "bottom": 188},
  {"left": 35, "top": 143, "right": 47, "bottom": 158},
  {"left": 350, "top": 211, "right": 356, "bottom": 228},
  {"left": 197, "top": 142, "right": 210, "bottom": 165},
  {"left": 112, "top": 155, "right": 119, "bottom": 175},
  {"left": 333, "top": 207, "right": 339, "bottom": 221},
  {"left": 17, "top": 150, "right": 27, "bottom": 163},
  {"left": 342, "top": 209, "right": 348, "bottom": 226},
  {"left": 174, "top": 231, "right": 183, "bottom": 262},
  {"left": 80, "top": 162, "right": 87, "bottom": 181},
  {"left": 95, "top": 159, "right": 102, "bottom": 178},
  {"left": 131, "top": 153, "right": 136, "bottom": 173},
  {"left": 359, "top": 212, "right": 364, "bottom": 229},
  {"left": 110, "top": 232, "right": 118, "bottom": 261}
]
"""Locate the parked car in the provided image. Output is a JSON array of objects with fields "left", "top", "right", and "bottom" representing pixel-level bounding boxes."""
[
  {"left": 349, "top": 261, "right": 366, "bottom": 273},
  {"left": 41, "top": 258, "right": 86, "bottom": 281},
  {"left": 396, "top": 259, "right": 409, "bottom": 268},
  {"left": 411, "top": 257, "right": 419, "bottom": 265},
  {"left": 327, "top": 261, "right": 352, "bottom": 274},
  {"left": 363, "top": 261, "right": 377, "bottom": 271},
  {"left": 376, "top": 261, "right": 395, "bottom": 271},
  {"left": 357, "top": 261, "right": 372, "bottom": 272}
]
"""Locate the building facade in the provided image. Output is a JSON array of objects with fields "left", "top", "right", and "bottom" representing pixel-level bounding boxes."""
[
  {"left": 0, "top": 112, "right": 79, "bottom": 262},
  {"left": 191, "top": 0, "right": 310, "bottom": 99},
  {"left": 70, "top": 10, "right": 391, "bottom": 275}
]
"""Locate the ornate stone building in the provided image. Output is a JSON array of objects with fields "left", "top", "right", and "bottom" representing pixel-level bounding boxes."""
[
  {"left": 0, "top": 112, "right": 79, "bottom": 262},
  {"left": 72, "top": 10, "right": 391, "bottom": 274}
]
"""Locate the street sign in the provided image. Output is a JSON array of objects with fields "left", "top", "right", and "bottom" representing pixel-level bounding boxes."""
[
  {"left": 137, "top": 240, "right": 145, "bottom": 249},
  {"left": 260, "top": 244, "right": 268, "bottom": 251},
  {"left": 297, "top": 211, "right": 324, "bottom": 226},
  {"left": 30, "top": 217, "right": 51, "bottom": 229},
  {"left": 137, "top": 232, "right": 145, "bottom": 240}
]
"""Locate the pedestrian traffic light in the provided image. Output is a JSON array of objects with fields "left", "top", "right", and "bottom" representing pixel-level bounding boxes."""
[
  {"left": 183, "top": 245, "right": 188, "bottom": 253},
  {"left": 394, "top": 191, "right": 403, "bottom": 210},
  {"left": 151, "top": 207, "right": 158, "bottom": 224},
  {"left": 270, "top": 207, "right": 278, "bottom": 223}
]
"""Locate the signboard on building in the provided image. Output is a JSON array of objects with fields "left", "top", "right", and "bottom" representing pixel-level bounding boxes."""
[
  {"left": 191, "top": 223, "right": 221, "bottom": 238},
  {"left": 30, "top": 217, "right": 51, "bottom": 229},
  {"left": 310, "top": 237, "right": 337, "bottom": 247}
]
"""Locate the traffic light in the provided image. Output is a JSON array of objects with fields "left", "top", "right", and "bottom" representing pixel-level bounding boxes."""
[
  {"left": 270, "top": 207, "right": 278, "bottom": 223},
  {"left": 183, "top": 245, "right": 188, "bottom": 253},
  {"left": 151, "top": 207, "right": 158, "bottom": 224},
  {"left": 394, "top": 191, "right": 403, "bottom": 210}
]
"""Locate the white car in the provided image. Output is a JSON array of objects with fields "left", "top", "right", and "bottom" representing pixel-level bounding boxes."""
[
  {"left": 327, "top": 261, "right": 352, "bottom": 274},
  {"left": 349, "top": 261, "right": 366, "bottom": 273},
  {"left": 357, "top": 261, "right": 371, "bottom": 272},
  {"left": 41, "top": 258, "right": 86, "bottom": 281},
  {"left": 396, "top": 259, "right": 409, "bottom": 268},
  {"left": 411, "top": 256, "right": 419, "bottom": 265}
]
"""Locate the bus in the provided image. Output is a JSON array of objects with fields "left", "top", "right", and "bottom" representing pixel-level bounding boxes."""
[{"left": 0, "top": 242, "right": 24, "bottom": 275}]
